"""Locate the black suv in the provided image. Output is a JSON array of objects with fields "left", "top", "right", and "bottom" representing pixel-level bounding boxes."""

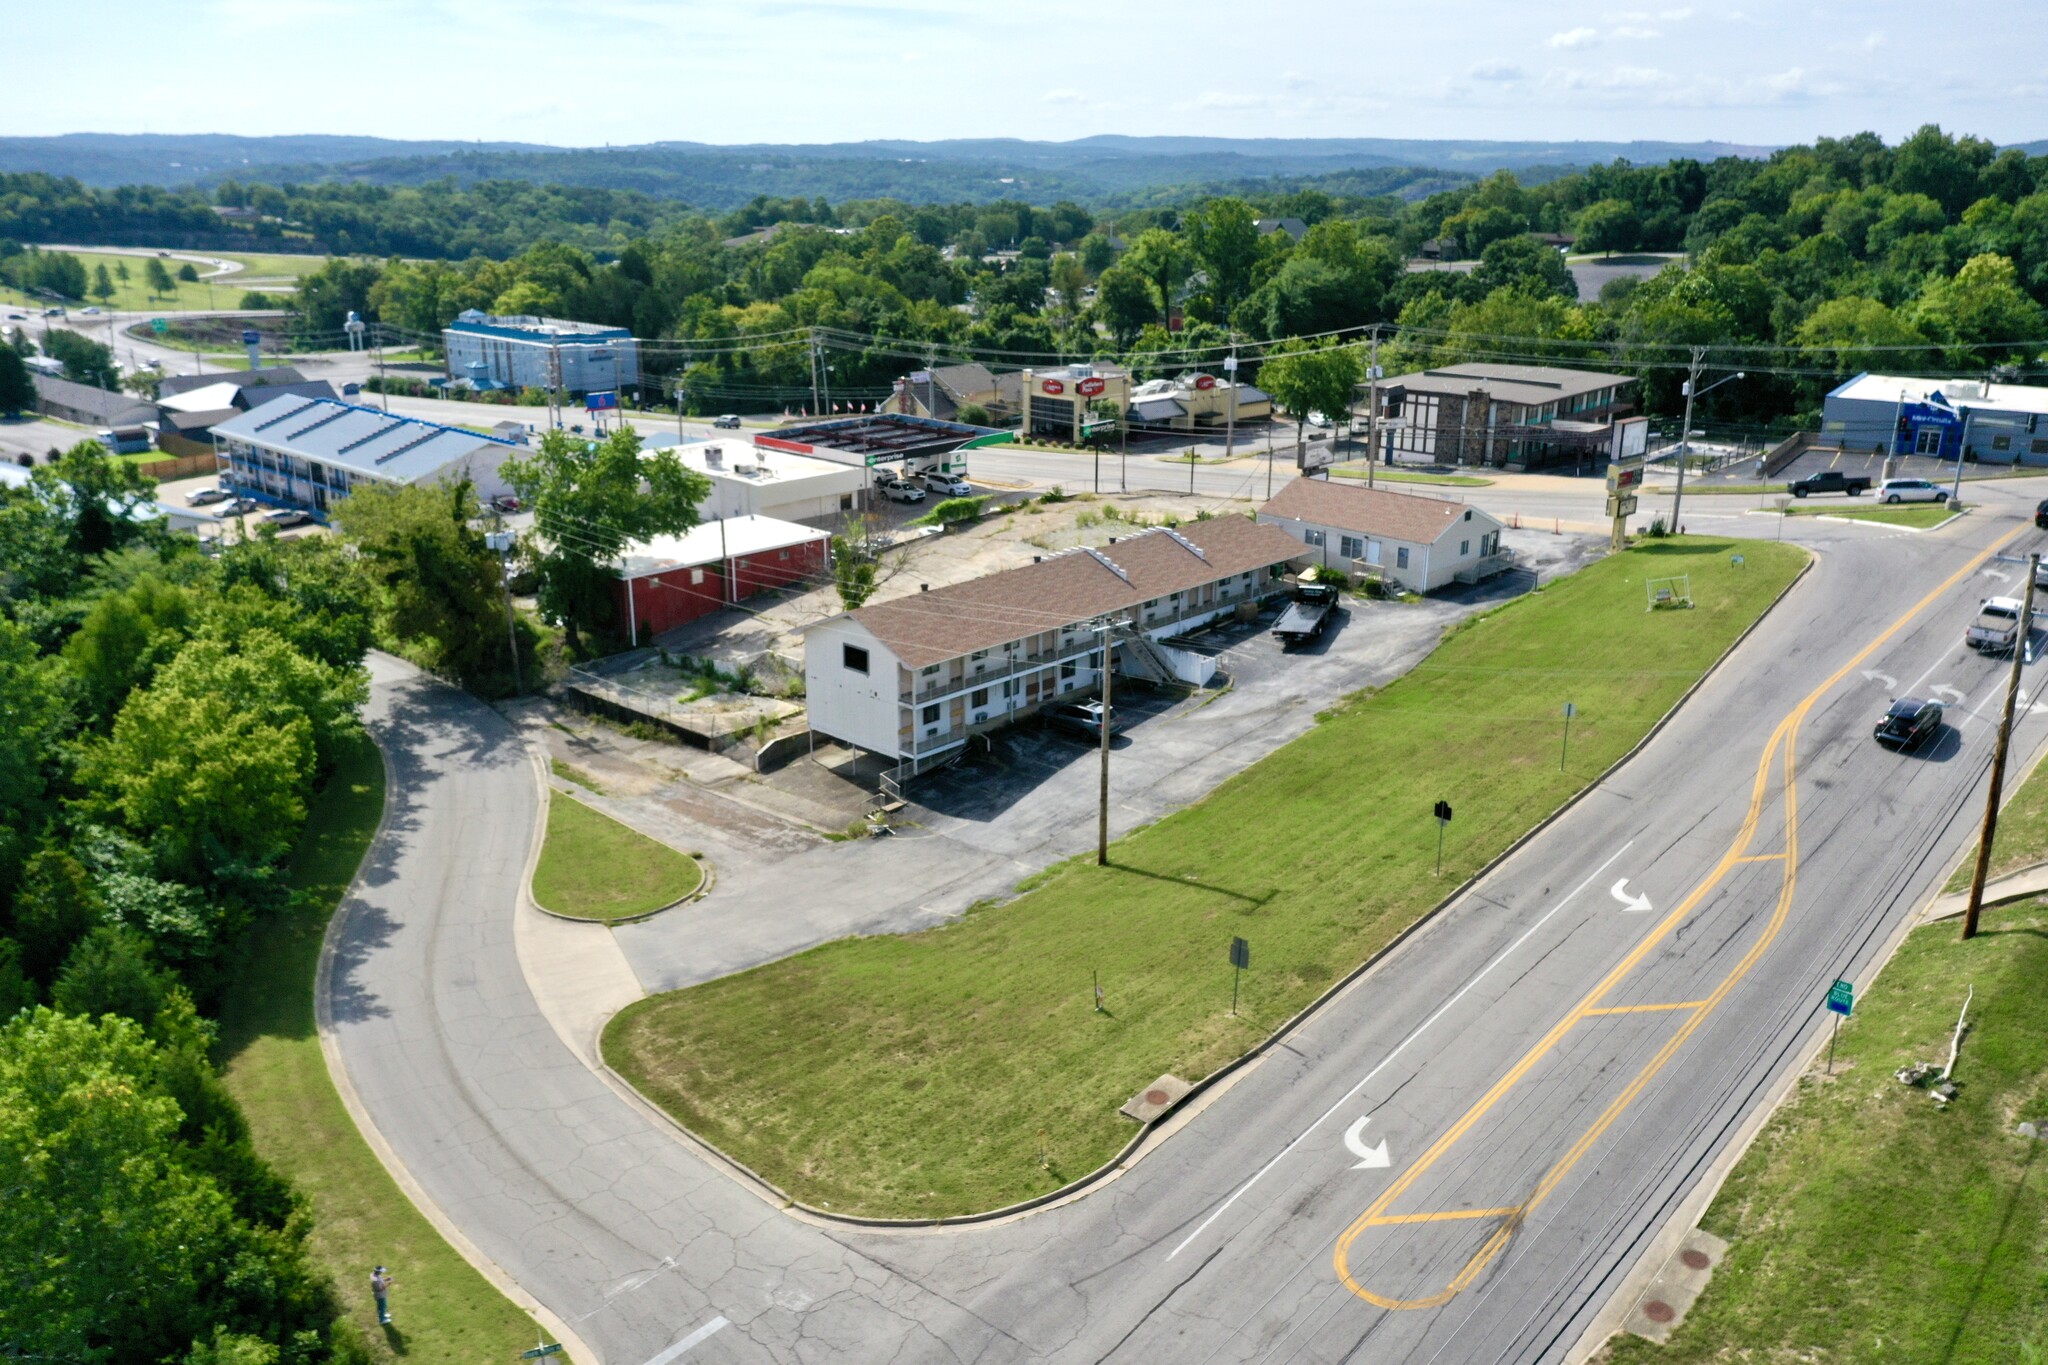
[
  {"left": 1874, "top": 698, "right": 1943, "bottom": 750},
  {"left": 1045, "top": 700, "right": 1122, "bottom": 740}
]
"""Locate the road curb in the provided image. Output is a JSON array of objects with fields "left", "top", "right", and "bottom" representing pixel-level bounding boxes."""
[
  {"left": 596, "top": 545, "right": 1819, "bottom": 1232},
  {"left": 318, "top": 680, "right": 596, "bottom": 1365}
]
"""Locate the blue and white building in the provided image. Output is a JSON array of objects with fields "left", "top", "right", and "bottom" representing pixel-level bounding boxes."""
[
  {"left": 1823, "top": 373, "right": 2048, "bottom": 466},
  {"left": 442, "top": 310, "right": 641, "bottom": 395},
  {"left": 210, "top": 395, "right": 519, "bottom": 519}
]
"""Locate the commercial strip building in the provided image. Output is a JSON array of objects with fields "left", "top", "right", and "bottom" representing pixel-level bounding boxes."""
[
  {"left": 1822, "top": 373, "right": 2048, "bottom": 466},
  {"left": 31, "top": 373, "right": 159, "bottom": 431},
  {"left": 651, "top": 437, "right": 870, "bottom": 526},
  {"left": 210, "top": 396, "right": 519, "bottom": 517},
  {"left": 613, "top": 515, "right": 830, "bottom": 640},
  {"left": 1377, "top": 363, "right": 1638, "bottom": 470},
  {"left": 442, "top": 310, "right": 641, "bottom": 395},
  {"left": 763, "top": 413, "right": 993, "bottom": 480},
  {"left": 155, "top": 368, "right": 339, "bottom": 446},
  {"left": 1258, "top": 476, "right": 1511, "bottom": 593},
  {"left": 1127, "top": 373, "right": 1272, "bottom": 433},
  {"left": 1019, "top": 364, "right": 1135, "bottom": 442},
  {"left": 803, "top": 516, "right": 1306, "bottom": 771}
]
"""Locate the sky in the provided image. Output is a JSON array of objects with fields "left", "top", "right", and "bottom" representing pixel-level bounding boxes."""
[{"left": 13, "top": 0, "right": 2045, "bottom": 148}]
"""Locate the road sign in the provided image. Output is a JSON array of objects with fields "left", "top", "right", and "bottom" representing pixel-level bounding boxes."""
[
  {"left": 1607, "top": 459, "right": 1645, "bottom": 493},
  {"left": 1826, "top": 979, "right": 1854, "bottom": 1016},
  {"left": 151, "top": 318, "right": 168, "bottom": 334},
  {"left": 1563, "top": 701, "right": 1577, "bottom": 719},
  {"left": 584, "top": 390, "right": 619, "bottom": 411},
  {"left": 1229, "top": 937, "right": 1250, "bottom": 969},
  {"left": 1433, "top": 800, "right": 1453, "bottom": 824},
  {"left": 520, "top": 1345, "right": 564, "bottom": 1359},
  {"left": 1605, "top": 493, "right": 1639, "bottom": 519}
]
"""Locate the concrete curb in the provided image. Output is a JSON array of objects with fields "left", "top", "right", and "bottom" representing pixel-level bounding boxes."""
[
  {"left": 527, "top": 787, "right": 711, "bottom": 926},
  {"left": 318, "top": 691, "right": 596, "bottom": 1365},
  {"left": 595, "top": 547, "right": 1820, "bottom": 1233}
]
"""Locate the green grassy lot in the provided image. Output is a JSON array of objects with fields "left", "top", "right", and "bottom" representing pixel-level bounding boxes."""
[
  {"left": 1329, "top": 465, "right": 1495, "bottom": 487},
  {"left": 4, "top": 248, "right": 327, "bottom": 313},
  {"left": 604, "top": 536, "right": 1808, "bottom": 1217},
  {"left": 1787, "top": 502, "right": 1958, "bottom": 528},
  {"left": 532, "top": 794, "right": 702, "bottom": 922},
  {"left": 215, "top": 732, "right": 554, "bottom": 1362},
  {"left": 1604, "top": 901, "right": 2048, "bottom": 1364},
  {"left": 1945, "top": 741, "right": 2048, "bottom": 893}
]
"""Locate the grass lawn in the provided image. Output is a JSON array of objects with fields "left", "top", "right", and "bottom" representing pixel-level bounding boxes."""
[
  {"left": 1788, "top": 502, "right": 1958, "bottom": 528},
  {"left": 532, "top": 794, "right": 702, "bottom": 922},
  {"left": 1329, "top": 465, "right": 1494, "bottom": 487},
  {"left": 215, "top": 731, "right": 555, "bottom": 1362},
  {"left": 604, "top": 536, "right": 1808, "bottom": 1218},
  {"left": 1944, "top": 738, "right": 2048, "bottom": 893},
  {"left": 1603, "top": 900, "right": 2048, "bottom": 1364}
]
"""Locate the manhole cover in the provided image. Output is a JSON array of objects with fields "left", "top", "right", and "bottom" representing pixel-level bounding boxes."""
[
  {"left": 1144, "top": 1089, "right": 1170, "bottom": 1106},
  {"left": 1642, "top": 1301, "right": 1676, "bottom": 1324},
  {"left": 1680, "top": 1248, "right": 1711, "bottom": 1271}
]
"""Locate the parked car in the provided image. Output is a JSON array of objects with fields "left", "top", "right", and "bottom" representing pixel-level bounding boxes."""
[
  {"left": 1877, "top": 477, "right": 1947, "bottom": 504},
  {"left": 186, "top": 487, "right": 231, "bottom": 506},
  {"left": 713, "top": 414, "right": 742, "bottom": 429},
  {"left": 2035, "top": 498, "right": 2048, "bottom": 529},
  {"left": 1045, "top": 699, "right": 1122, "bottom": 740},
  {"left": 922, "top": 472, "right": 973, "bottom": 496},
  {"left": 1305, "top": 412, "right": 1334, "bottom": 429},
  {"left": 1873, "top": 697, "right": 1943, "bottom": 750},
  {"left": 1273, "top": 581, "right": 1341, "bottom": 648},
  {"left": 220, "top": 498, "right": 260, "bottom": 516},
  {"left": 1788, "top": 470, "right": 1872, "bottom": 498},
  {"left": 491, "top": 493, "right": 522, "bottom": 513},
  {"left": 341, "top": 382, "right": 361, "bottom": 396},
  {"left": 1966, "top": 596, "right": 2026, "bottom": 654},
  {"left": 264, "top": 508, "right": 312, "bottom": 528},
  {"left": 882, "top": 481, "right": 926, "bottom": 504},
  {"left": 80, "top": 306, "right": 101, "bottom": 315}
]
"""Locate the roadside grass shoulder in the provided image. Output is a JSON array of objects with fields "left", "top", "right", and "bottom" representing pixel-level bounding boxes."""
[
  {"left": 1787, "top": 503, "right": 1957, "bottom": 528},
  {"left": 1328, "top": 465, "right": 1494, "bottom": 487},
  {"left": 215, "top": 731, "right": 553, "bottom": 1361},
  {"left": 1945, "top": 739, "right": 2048, "bottom": 893},
  {"left": 532, "top": 793, "right": 702, "bottom": 922},
  {"left": 1602, "top": 901, "right": 2048, "bottom": 1364},
  {"left": 604, "top": 536, "right": 1807, "bottom": 1218}
]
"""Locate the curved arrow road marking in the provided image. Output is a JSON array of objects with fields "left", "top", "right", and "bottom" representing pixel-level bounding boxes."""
[
  {"left": 1859, "top": 669, "right": 1898, "bottom": 691},
  {"left": 1345, "top": 1115, "right": 1390, "bottom": 1170},
  {"left": 1610, "top": 878, "right": 1653, "bottom": 913},
  {"left": 1931, "top": 685, "right": 1966, "bottom": 706}
]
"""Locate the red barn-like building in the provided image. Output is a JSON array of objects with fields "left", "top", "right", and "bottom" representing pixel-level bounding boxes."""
[{"left": 612, "top": 515, "right": 830, "bottom": 641}]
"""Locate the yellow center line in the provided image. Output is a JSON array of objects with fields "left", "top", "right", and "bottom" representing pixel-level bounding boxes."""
[
  {"left": 1333, "top": 525, "right": 2023, "bottom": 1311},
  {"left": 1734, "top": 853, "right": 1787, "bottom": 863},
  {"left": 1368, "top": 1207, "right": 1523, "bottom": 1226},
  {"left": 1581, "top": 1001, "right": 1708, "bottom": 1016}
]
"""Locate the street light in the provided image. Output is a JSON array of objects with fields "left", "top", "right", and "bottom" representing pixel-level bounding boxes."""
[{"left": 1670, "top": 352, "right": 1743, "bottom": 535}]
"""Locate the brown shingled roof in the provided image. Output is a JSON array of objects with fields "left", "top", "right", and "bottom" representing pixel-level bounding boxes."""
[
  {"left": 1259, "top": 477, "right": 1475, "bottom": 544},
  {"left": 847, "top": 516, "right": 1303, "bottom": 668}
]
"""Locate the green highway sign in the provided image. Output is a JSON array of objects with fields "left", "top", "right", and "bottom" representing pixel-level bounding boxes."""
[
  {"left": 1825, "top": 978, "right": 1854, "bottom": 1016},
  {"left": 519, "top": 1345, "right": 563, "bottom": 1359},
  {"left": 151, "top": 318, "right": 168, "bottom": 334}
]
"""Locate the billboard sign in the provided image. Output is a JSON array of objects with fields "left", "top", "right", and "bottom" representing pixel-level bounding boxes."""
[
  {"left": 1194, "top": 374, "right": 1217, "bottom": 391},
  {"left": 1607, "top": 458, "right": 1645, "bottom": 493},
  {"left": 585, "top": 391, "right": 620, "bottom": 411},
  {"left": 1040, "top": 378, "right": 1066, "bottom": 396},
  {"left": 1076, "top": 376, "right": 1106, "bottom": 397},
  {"left": 1611, "top": 415, "right": 1649, "bottom": 461},
  {"left": 1605, "top": 493, "right": 1639, "bottom": 519}
]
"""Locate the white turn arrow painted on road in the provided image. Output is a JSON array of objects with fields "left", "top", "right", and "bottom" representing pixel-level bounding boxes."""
[
  {"left": 1611, "top": 878, "right": 1653, "bottom": 913},
  {"left": 1931, "top": 685, "right": 1967, "bottom": 706},
  {"left": 1344, "top": 1115, "right": 1390, "bottom": 1170},
  {"left": 1860, "top": 670, "right": 1899, "bottom": 691},
  {"left": 1984, "top": 569, "right": 2013, "bottom": 582}
]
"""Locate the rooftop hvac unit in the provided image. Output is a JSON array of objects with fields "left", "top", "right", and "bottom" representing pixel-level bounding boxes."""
[{"left": 705, "top": 445, "right": 724, "bottom": 467}]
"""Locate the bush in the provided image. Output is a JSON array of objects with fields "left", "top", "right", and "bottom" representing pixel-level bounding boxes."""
[
  {"left": 956, "top": 403, "right": 991, "bottom": 426},
  {"left": 927, "top": 496, "right": 987, "bottom": 526}
]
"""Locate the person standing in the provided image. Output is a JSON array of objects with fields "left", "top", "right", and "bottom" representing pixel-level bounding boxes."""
[{"left": 370, "top": 1266, "right": 395, "bottom": 1326}]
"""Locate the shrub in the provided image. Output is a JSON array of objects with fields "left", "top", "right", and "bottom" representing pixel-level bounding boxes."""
[{"left": 928, "top": 496, "right": 988, "bottom": 526}]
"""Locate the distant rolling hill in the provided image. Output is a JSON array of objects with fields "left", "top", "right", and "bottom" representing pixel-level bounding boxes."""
[{"left": 0, "top": 133, "right": 1781, "bottom": 209}]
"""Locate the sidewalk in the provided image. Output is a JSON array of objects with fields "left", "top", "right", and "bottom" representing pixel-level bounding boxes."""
[{"left": 1919, "top": 859, "right": 2048, "bottom": 923}]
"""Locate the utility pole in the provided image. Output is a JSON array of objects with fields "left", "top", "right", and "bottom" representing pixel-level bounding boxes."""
[
  {"left": 808, "top": 329, "right": 822, "bottom": 417},
  {"left": 1671, "top": 346, "right": 1703, "bottom": 535},
  {"left": 488, "top": 527, "right": 522, "bottom": 696},
  {"left": 1118, "top": 405, "right": 1129, "bottom": 493},
  {"left": 1223, "top": 346, "right": 1238, "bottom": 462},
  {"left": 374, "top": 325, "right": 388, "bottom": 413},
  {"left": 1366, "top": 326, "right": 1381, "bottom": 491},
  {"left": 548, "top": 335, "right": 563, "bottom": 431},
  {"left": 1095, "top": 617, "right": 1116, "bottom": 866},
  {"left": 1964, "top": 551, "right": 2039, "bottom": 940}
]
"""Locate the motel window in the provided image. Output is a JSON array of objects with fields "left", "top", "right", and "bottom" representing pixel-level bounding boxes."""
[
  {"left": 921, "top": 704, "right": 940, "bottom": 725},
  {"left": 1303, "top": 528, "right": 1326, "bottom": 548},
  {"left": 971, "top": 687, "right": 989, "bottom": 707},
  {"left": 779, "top": 549, "right": 789, "bottom": 560},
  {"left": 1340, "top": 536, "right": 1364, "bottom": 559},
  {"left": 843, "top": 644, "right": 869, "bottom": 674},
  {"left": 2034, "top": 439, "right": 2048, "bottom": 455},
  {"left": 970, "top": 650, "right": 988, "bottom": 660},
  {"left": 1461, "top": 541, "right": 1470, "bottom": 556},
  {"left": 1060, "top": 660, "right": 1077, "bottom": 679},
  {"left": 841, "top": 494, "right": 855, "bottom": 510},
  {"left": 690, "top": 569, "right": 705, "bottom": 585},
  {"left": 922, "top": 664, "right": 940, "bottom": 675},
  {"left": 1002, "top": 680, "right": 1017, "bottom": 698},
  {"left": 1397, "top": 547, "right": 1410, "bottom": 570}
]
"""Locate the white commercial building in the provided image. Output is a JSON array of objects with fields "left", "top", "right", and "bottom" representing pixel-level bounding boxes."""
[
  {"left": 1823, "top": 372, "right": 2048, "bottom": 465},
  {"left": 210, "top": 395, "right": 518, "bottom": 519},
  {"left": 442, "top": 310, "right": 641, "bottom": 394},
  {"left": 665, "top": 438, "right": 869, "bottom": 526},
  {"left": 1258, "top": 476, "right": 1510, "bottom": 593},
  {"left": 803, "top": 517, "right": 1305, "bottom": 772}
]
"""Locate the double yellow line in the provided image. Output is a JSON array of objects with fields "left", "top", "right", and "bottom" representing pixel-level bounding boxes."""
[{"left": 1333, "top": 526, "right": 2022, "bottom": 1310}]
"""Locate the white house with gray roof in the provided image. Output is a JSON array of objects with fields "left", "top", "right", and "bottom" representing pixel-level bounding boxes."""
[{"left": 209, "top": 395, "right": 518, "bottom": 518}]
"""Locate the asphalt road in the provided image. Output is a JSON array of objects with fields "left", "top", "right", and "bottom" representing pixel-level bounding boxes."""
[{"left": 334, "top": 477, "right": 2048, "bottom": 1364}]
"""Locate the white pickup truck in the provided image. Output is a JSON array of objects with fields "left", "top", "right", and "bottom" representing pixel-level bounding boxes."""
[{"left": 1966, "top": 596, "right": 2027, "bottom": 654}]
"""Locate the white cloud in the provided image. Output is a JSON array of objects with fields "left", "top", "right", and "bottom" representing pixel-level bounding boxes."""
[
  {"left": 1468, "top": 61, "right": 1525, "bottom": 82},
  {"left": 1861, "top": 30, "right": 1885, "bottom": 52},
  {"left": 1658, "top": 6, "right": 1693, "bottom": 19},
  {"left": 1194, "top": 90, "right": 1269, "bottom": 110},
  {"left": 1280, "top": 70, "right": 1312, "bottom": 89},
  {"left": 1041, "top": 87, "right": 1083, "bottom": 104},
  {"left": 1611, "top": 25, "right": 1660, "bottom": 39},
  {"left": 1548, "top": 26, "right": 1599, "bottom": 49}
]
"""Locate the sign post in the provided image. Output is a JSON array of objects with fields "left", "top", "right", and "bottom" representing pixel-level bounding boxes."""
[
  {"left": 1561, "top": 701, "right": 1577, "bottom": 772},
  {"left": 1824, "top": 977, "right": 1854, "bottom": 1074},
  {"left": 1229, "top": 937, "right": 1250, "bottom": 1016},
  {"left": 1605, "top": 456, "right": 1645, "bottom": 551},
  {"left": 1433, "top": 800, "right": 1453, "bottom": 876}
]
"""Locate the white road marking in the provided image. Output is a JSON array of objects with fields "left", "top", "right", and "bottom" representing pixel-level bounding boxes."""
[
  {"left": 1609, "top": 878, "right": 1653, "bottom": 913},
  {"left": 1164, "top": 841, "right": 1636, "bottom": 1259},
  {"left": 1859, "top": 669, "right": 1899, "bottom": 691},
  {"left": 640, "top": 1316, "right": 729, "bottom": 1365},
  {"left": 1931, "top": 685, "right": 1967, "bottom": 706},
  {"left": 1344, "top": 1115, "right": 1390, "bottom": 1170}
]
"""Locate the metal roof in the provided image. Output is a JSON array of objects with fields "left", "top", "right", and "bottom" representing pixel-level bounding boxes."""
[
  {"left": 1384, "top": 363, "right": 1635, "bottom": 407},
  {"left": 616, "top": 515, "right": 829, "bottom": 580},
  {"left": 1828, "top": 372, "right": 2048, "bottom": 416},
  {"left": 211, "top": 397, "right": 516, "bottom": 484}
]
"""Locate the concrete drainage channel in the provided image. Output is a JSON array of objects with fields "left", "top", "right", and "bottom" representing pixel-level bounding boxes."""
[{"left": 1624, "top": 1230, "right": 1729, "bottom": 1342}]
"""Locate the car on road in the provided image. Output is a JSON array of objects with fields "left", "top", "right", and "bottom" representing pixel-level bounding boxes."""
[
  {"left": 1967, "top": 596, "right": 2026, "bottom": 654},
  {"left": 5, "top": 312, "right": 23, "bottom": 321},
  {"left": 80, "top": 306, "right": 101, "bottom": 315},
  {"left": 713, "top": 414, "right": 742, "bottom": 429},
  {"left": 186, "top": 487, "right": 231, "bottom": 506},
  {"left": 1788, "top": 470, "right": 1871, "bottom": 498},
  {"left": 1873, "top": 697, "right": 1943, "bottom": 750},
  {"left": 264, "top": 508, "right": 312, "bottom": 527},
  {"left": 1877, "top": 477, "right": 1947, "bottom": 504},
  {"left": 1044, "top": 699, "right": 1122, "bottom": 740},
  {"left": 220, "top": 498, "right": 260, "bottom": 516},
  {"left": 881, "top": 480, "right": 926, "bottom": 504},
  {"left": 922, "top": 472, "right": 973, "bottom": 496},
  {"left": 1305, "top": 412, "right": 1334, "bottom": 429},
  {"left": 2035, "top": 498, "right": 2048, "bottom": 529}
]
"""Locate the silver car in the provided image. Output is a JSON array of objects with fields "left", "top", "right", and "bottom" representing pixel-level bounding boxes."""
[
  {"left": 1877, "top": 478, "right": 1948, "bottom": 505},
  {"left": 922, "top": 472, "right": 973, "bottom": 496}
]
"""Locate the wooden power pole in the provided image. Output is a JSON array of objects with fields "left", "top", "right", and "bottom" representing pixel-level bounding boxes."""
[{"left": 1964, "top": 551, "right": 2039, "bottom": 939}]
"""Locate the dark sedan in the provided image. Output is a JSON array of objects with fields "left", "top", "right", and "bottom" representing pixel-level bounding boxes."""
[
  {"left": 1874, "top": 697, "right": 1943, "bottom": 750},
  {"left": 1044, "top": 700, "right": 1123, "bottom": 741},
  {"left": 2036, "top": 498, "right": 2048, "bottom": 529}
]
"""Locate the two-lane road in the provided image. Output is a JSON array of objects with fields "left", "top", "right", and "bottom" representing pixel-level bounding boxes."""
[{"left": 329, "top": 488, "right": 2048, "bottom": 1363}]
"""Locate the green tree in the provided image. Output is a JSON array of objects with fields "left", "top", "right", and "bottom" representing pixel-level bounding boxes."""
[
  {"left": 144, "top": 255, "right": 176, "bottom": 299},
  {"left": 90, "top": 262, "right": 115, "bottom": 307},
  {"left": 1574, "top": 198, "right": 1642, "bottom": 256},
  {"left": 10, "top": 849, "right": 105, "bottom": 987},
  {"left": 1793, "top": 295, "right": 1930, "bottom": 374},
  {"left": 177, "top": 261, "right": 200, "bottom": 283},
  {"left": 63, "top": 573, "right": 196, "bottom": 727},
  {"left": 1079, "top": 232, "right": 1120, "bottom": 276},
  {"left": 114, "top": 259, "right": 130, "bottom": 287},
  {"left": 832, "top": 534, "right": 878, "bottom": 609},
  {"left": 1125, "top": 228, "right": 1190, "bottom": 325},
  {"left": 0, "top": 343, "right": 33, "bottom": 416},
  {"left": 42, "top": 330, "right": 118, "bottom": 389},
  {"left": 1185, "top": 197, "right": 1262, "bottom": 316},
  {"left": 1910, "top": 252, "right": 2048, "bottom": 360},
  {"left": 503, "top": 427, "right": 711, "bottom": 651},
  {"left": 1259, "top": 345, "right": 1363, "bottom": 472},
  {"left": 1471, "top": 235, "right": 1578, "bottom": 300},
  {"left": 1093, "top": 263, "right": 1156, "bottom": 350},
  {"left": 330, "top": 480, "right": 514, "bottom": 692}
]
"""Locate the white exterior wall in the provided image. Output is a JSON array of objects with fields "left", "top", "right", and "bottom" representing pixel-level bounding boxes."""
[
  {"left": 443, "top": 329, "right": 642, "bottom": 393},
  {"left": 1257, "top": 506, "right": 1504, "bottom": 593},
  {"left": 804, "top": 619, "right": 909, "bottom": 757}
]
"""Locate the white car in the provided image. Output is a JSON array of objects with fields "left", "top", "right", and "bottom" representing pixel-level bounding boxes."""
[
  {"left": 922, "top": 472, "right": 973, "bottom": 496},
  {"left": 1877, "top": 478, "right": 1948, "bottom": 505},
  {"left": 882, "top": 481, "right": 926, "bottom": 504}
]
